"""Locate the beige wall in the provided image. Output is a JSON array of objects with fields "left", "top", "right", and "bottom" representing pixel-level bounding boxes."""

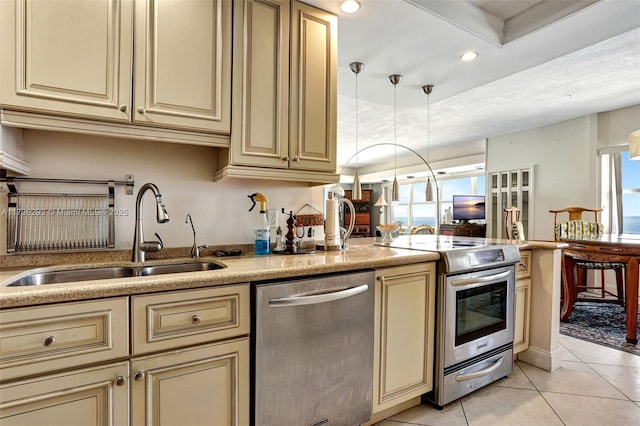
[
  {"left": 486, "top": 104, "right": 639, "bottom": 241},
  {"left": 1, "top": 130, "right": 325, "bottom": 253}
]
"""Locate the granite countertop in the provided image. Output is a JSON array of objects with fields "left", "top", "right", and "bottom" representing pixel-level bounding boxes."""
[{"left": 0, "top": 238, "right": 566, "bottom": 309}]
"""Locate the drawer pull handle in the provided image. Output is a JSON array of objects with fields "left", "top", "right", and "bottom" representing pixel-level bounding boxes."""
[
  {"left": 119, "top": 104, "right": 127, "bottom": 112},
  {"left": 134, "top": 371, "right": 145, "bottom": 381},
  {"left": 116, "top": 376, "right": 126, "bottom": 386},
  {"left": 42, "top": 336, "right": 56, "bottom": 347},
  {"left": 192, "top": 315, "right": 202, "bottom": 325}
]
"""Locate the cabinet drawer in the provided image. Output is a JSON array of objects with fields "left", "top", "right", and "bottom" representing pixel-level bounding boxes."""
[
  {"left": 132, "top": 284, "right": 249, "bottom": 355},
  {"left": 0, "top": 297, "right": 129, "bottom": 382},
  {"left": 516, "top": 250, "right": 531, "bottom": 279}
]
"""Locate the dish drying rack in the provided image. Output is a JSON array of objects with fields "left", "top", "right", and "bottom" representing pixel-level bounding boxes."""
[{"left": 2, "top": 175, "right": 134, "bottom": 253}]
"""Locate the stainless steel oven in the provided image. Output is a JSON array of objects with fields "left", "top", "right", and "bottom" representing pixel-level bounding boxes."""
[{"left": 382, "top": 235, "right": 520, "bottom": 408}]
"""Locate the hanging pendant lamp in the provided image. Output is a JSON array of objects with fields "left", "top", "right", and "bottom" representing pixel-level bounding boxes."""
[
  {"left": 389, "top": 74, "right": 402, "bottom": 201},
  {"left": 422, "top": 84, "right": 435, "bottom": 202},
  {"left": 350, "top": 62, "right": 364, "bottom": 200}
]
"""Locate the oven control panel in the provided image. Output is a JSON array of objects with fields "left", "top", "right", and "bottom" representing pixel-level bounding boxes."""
[{"left": 444, "top": 244, "right": 520, "bottom": 273}]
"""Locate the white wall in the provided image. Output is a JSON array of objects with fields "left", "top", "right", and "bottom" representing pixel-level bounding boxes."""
[{"left": 1, "top": 130, "right": 325, "bottom": 253}]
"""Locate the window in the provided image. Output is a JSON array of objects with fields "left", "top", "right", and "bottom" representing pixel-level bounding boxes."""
[
  {"left": 601, "top": 150, "right": 640, "bottom": 234},
  {"left": 390, "top": 175, "right": 485, "bottom": 231}
]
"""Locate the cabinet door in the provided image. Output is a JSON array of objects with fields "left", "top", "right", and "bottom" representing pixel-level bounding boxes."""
[
  {"left": 131, "top": 338, "right": 249, "bottom": 426},
  {"left": 230, "top": 0, "right": 290, "bottom": 168},
  {"left": 0, "top": 0, "right": 133, "bottom": 121},
  {"left": 289, "top": 1, "right": 337, "bottom": 172},
  {"left": 373, "top": 263, "right": 436, "bottom": 413},
  {"left": 0, "top": 362, "right": 129, "bottom": 426},
  {"left": 133, "top": 0, "right": 231, "bottom": 133},
  {"left": 514, "top": 278, "right": 531, "bottom": 354}
]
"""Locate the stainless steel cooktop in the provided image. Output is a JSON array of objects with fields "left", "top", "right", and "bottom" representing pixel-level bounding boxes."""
[{"left": 379, "top": 235, "right": 521, "bottom": 273}]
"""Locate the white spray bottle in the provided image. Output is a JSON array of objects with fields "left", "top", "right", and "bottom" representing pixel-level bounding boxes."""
[{"left": 248, "top": 193, "right": 270, "bottom": 255}]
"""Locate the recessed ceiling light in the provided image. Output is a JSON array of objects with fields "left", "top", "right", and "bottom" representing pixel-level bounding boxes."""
[
  {"left": 340, "top": 0, "right": 361, "bottom": 14},
  {"left": 460, "top": 51, "right": 478, "bottom": 62}
]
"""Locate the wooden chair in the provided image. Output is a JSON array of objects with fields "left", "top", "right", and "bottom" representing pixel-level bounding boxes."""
[
  {"left": 503, "top": 206, "right": 525, "bottom": 240},
  {"left": 411, "top": 224, "right": 435, "bottom": 235},
  {"left": 549, "top": 207, "right": 625, "bottom": 307}
]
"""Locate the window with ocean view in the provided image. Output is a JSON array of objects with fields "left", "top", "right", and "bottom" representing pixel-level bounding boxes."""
[
  {"left": 602, "top": 150, "right": 640, "bottom": 234},
  {"left": 391, "top": 176, "right": 485, "bottom": 230}
]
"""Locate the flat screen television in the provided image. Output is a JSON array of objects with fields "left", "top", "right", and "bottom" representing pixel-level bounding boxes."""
[{"left": 452, "top": 195, "right": 485, "bottom": 223}]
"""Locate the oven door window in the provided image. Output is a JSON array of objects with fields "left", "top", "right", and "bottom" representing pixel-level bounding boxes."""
[{"left": 455, "top": 282, "right": 507, "bottom": 346}]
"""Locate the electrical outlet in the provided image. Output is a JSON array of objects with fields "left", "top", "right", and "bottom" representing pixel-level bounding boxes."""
[{"left": 266, "top": 209, "right": 278, "bottom": 228}]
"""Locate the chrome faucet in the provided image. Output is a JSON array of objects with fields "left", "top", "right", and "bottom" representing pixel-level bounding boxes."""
[
  {"left": 185, "top": 213, "right": 207, "bottom": 258},
  {"left": 132, "top": 183, "right": 170, "bottom": 262}
]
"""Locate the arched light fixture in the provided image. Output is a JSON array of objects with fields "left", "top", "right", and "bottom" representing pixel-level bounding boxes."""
[
  {"left": 350, "top": 62, "right": 364, "bottom": 200},
  {"left": 422, "top": 84, "right": 434, "bottom": 201},
  {"left": 388, "top": 74, "right": 402, "bottom": 201},
  {"left": 340, "top": 0, "right": 361, "bottom": 14}
]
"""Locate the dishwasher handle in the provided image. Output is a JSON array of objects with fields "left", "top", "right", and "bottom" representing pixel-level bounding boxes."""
[{"left": 269, "top": 284, "right": 369, "bottom": 307}]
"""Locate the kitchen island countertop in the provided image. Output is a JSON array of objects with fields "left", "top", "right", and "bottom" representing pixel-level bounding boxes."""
[{"left": 0, "top": 238, "right": 564, "bottom": 309}]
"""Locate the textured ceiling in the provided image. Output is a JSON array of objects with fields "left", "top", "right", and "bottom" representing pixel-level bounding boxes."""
[{"left": 304, "top": 0, "right": 640, "bottom": 176}]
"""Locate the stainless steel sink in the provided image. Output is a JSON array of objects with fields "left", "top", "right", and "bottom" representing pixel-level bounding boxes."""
[
  {"left": 2, "top": 261, "right": 227, "bottom": 287},
  {"left": 139, "top": 261, "right": 226, "bottom": 276},
  {"left": 5, "top": 267, "right": 136, "bottom": 286}
]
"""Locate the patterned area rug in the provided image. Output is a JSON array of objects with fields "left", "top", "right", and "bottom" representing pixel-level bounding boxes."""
[{"left": 559, "top": 302, "right": 640, "bottom": 356}]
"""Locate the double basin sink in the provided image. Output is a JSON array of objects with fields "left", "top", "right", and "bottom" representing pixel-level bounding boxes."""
[{"left": 3, "top": 261, "right": 226, "bottom": 287}]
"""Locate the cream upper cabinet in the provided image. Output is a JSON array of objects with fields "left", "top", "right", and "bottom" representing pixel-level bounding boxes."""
[
  {"left": 372, "top": 263, "right": 436, "bottom": 416},
  {"left": 217, "top": 0, "right": 338, "bottom": 183},
  {"left": 0, "top": 0, "right": 133, "bottom": 122},
  {"left": 289, "top": 1, "right": 337, "bottom": 173},
  {"left": 133, "top": 0, "right": 231, "bottom": 132},
  {"left": 0, "top": 0, "right": 232, "bottom": 136}
]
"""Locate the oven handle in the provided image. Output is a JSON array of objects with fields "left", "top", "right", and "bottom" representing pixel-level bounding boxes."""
[
  {"left": 268, "top": 284, "right": 369, "bottom": 307},
  {"left": 450, "top": 270, "right": 511, "bottom": 287},
  {"left": 454, "top": 356, "right": 504, "bottom": 382}
]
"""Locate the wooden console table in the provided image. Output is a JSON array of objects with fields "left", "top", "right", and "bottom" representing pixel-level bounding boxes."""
[
  {"left": 439, "top": 223, "right": 486, "bottom": 237},
  {"left": 560, "top": 235, "right": 640, "bottom": 344}
]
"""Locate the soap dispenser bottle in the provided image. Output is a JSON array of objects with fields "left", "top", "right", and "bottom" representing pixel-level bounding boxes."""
[{"left": 248, "top": 193, "right": 270, "bottom": 255}]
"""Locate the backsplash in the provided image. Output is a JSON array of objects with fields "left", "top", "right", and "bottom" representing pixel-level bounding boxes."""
[{"left": 0, "top": 129, "right": 327, "bottom": 256}]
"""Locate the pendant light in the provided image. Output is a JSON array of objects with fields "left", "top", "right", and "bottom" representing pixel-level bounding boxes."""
[
  {"left": 422, "top": 84, "right": 434, "bottom": 201},
  {"left": 389, "top": 74, "right": 402, "bottom": 201},
  {"left": 350, "top": 62, "right": 364, "bottom": 200}
]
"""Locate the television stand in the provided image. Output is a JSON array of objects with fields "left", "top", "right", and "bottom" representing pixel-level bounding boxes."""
[{"left": 439, "top": 223, "right": 486, "bottom": 237}]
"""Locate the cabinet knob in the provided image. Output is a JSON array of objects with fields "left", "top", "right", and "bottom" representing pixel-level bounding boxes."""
[
  {"left": 191, "top": 314, "right": 202, "bottom": 325},
  {"left": 137, "top": 107, "right": 145, "bottom": 114},
  {"left": 115, "top": 376, "right": 126, "bottom": 386},
  {"left": 292, "top": 156, "right": 299, "bottom": 162},
  {"left": 42, "top": 335, "right": 56, "bottom": 347},
  {"left": 134, "top": 371, "right": 145, "bottom": 381},
  {"left": 282, "top": 155, "right": 289, "bottom": 161},
  {"left": 119, "top": 104, "right": 127, "bottom": 112}
]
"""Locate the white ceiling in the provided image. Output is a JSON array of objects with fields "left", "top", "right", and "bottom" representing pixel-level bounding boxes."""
[{"left": 304, "top": 0, "right": 640, "bottom": 177}]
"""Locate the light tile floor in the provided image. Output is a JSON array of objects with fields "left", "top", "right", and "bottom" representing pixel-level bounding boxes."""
[{"left": 376, "top": 336, "right": 640, "bottom": 426}]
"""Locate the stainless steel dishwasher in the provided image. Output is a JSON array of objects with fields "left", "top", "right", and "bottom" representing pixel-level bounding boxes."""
[{"left": 252, "top": 270, "right": 375, "bottom": 426}]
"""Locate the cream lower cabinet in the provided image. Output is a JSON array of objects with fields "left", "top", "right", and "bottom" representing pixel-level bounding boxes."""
[
  {"left": 216, "top": 0, "right": 338, "bottom": 184},
  {"left": 131, "top": 338, "right": 248, "bottom": 426},
  {"left": 514, "top": 250, "right": 532, "bottom": 355},
  {"left": 130, "top": 285, "right": 250, "bottom": 426},
  {"left": 0, "top": 362, "right": 129, "bottom": 426},
  {"left": 0, "top": 284, "right": 250, "bottom": 426},
  {"left": 372, "top": 263, "right": 436, "bottom": 417},
  {"left": 0, "top": 0, "right": 231, "bottom": 138},
  {"left": 0, "top": 298, "right": 130, "bottom": 425}
]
